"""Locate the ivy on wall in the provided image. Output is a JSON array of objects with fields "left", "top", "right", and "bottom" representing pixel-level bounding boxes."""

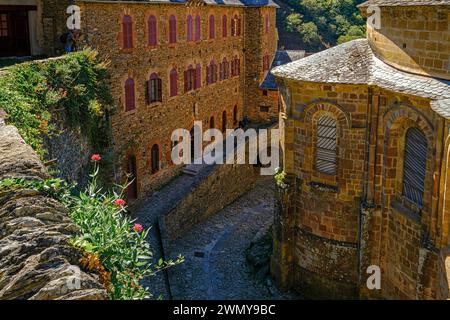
[{"left": 0, "top": 49, "right": 112, "bottom": 158}]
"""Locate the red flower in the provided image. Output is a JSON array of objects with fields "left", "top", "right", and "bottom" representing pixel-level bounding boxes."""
[
  {"left": 91, "top": 154, "right": 101, "bottom": 162},
  {"left": 114, "top": 199, "right": 126, "bottom": 207},
  {"left": 133, "top": 224, "right": 144, "bottom": 233}
]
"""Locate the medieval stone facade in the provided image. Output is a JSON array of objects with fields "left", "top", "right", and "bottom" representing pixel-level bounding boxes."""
[
  {"left": 71, "top": 0, "right": 279, "bottom": 199},
  {"left": 271, "top": 0, "right": 450, "bottom": 299}
]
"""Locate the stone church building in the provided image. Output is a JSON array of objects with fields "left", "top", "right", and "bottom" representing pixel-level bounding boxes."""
[{"left": 271, "top": 0, "right": 450, "bottom": 299}]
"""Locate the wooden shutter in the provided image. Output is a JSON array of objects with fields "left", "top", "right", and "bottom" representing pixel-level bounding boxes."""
[
  {"left": 148, "top": 15, "right": 157, "bottom": 46},
  {"left": 157, "top": 78, "right": 162, "bottom": 102},
  {"left": 403, "top": 128, "right": 427, "bottom": 207},
  {"left": 222, "top": 15, "right": 227, "bottom": 38},
  {"left": 195, "top": 15, "right": 201, "bottom": 41},
  {"left": 316, "top": 116, "right": 337, "bottom": 175},
  {"left": 195, "top": 64, "right": 201, "bottom": 89},
  {"left": 145, "top": 80, "right": 150, "bottom": 104}
]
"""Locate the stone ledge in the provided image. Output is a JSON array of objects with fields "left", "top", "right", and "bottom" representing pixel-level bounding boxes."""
[{"left": 0, "top": 123, "right": 107, "bottom": 300}]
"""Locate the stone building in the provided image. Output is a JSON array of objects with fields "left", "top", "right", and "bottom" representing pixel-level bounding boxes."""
[
  {"left": 1, "top": 0, "right": 285, "bottom": 199},
  {"left": 271, "top": 0, "right": 450, "bottom": 299}
]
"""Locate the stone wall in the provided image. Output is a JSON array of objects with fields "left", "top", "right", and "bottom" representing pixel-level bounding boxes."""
[
  {"left": 74, "top": 1, "right": 277, "bottom": 200},
  {"left": 160, "top": 162, "right": 260, "bottom": 243},
  {"left": 0, "top": 117, "right": 107, "bottom": 300},
  {"left": 272, "top": 78, "right": 450, "bottom": 299},
  {"left": 364, "top": 5, "right": 450, "bottom": 80}
]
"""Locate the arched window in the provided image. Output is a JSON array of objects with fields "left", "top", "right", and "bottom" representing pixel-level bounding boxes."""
[
  {"left": 222, "top": 15, "right": 227, "bottom": 38},
  {"left": 122, "top": 15, "right": 133, "bottom": 49},
  {"left": 222, "top": 110, "right": 227, "bottom": 132},
  {"left": 147, "top": 73, "right": 162, "bottom": 103},
  {"left": 186, "top": 15, "right": 193, "bottom": 42},
  {"left": 231, "top": 15, "right": 236, "bottom": 37},
  {"left": 124, "top": 77, "right": 135, "bottom": 111},
  {"left": 236, "top": 15, "right": 241, "bottom": 36},
  {"left": 209, "top": 14, "right": 215, "bottom": 39},
  {"left": 315, "top": 115, "right": 337, "bottom": 175},
  {"left": 210, "top": 116, "right": 215, "bottom": 129},
  {"left": 207, "top": 60, "right": 218, "bottom": 84},
  {"left": 184, "top": 64, "right": 195, "bottom": 92},
  {"left": 220, "top": 58, "right": 229, "bottom": 80},
  {"left": 127, "top": 155, "right": 137, "bottom": 200},
  {"left": 195, "top": 15, "right": 201, "bottom": 41},
  {"left": 169, "top": 15, "right": 177, "bottom": 44},
  {"left": 195, "top": 63, "right": 202, "bottom": 89},
  {"left": 403, "top": 127, "right": 427, "bottom": 207},
  {"left": 233, "top": 105, "right": 238, "bottom": 125},
  {"left": 148, "top": 15, "right": 157, "bottom": 46},
  {"left": 232, "top": 56, "right": 240, "bottom": 76},
  {"left": 169, "top": 68, "right": 178, "bottom": 97},
  {"left": 151, "top": 144, "right": 160, "bottom": 174}
]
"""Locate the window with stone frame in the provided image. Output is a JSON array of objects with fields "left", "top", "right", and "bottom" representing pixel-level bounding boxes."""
[
  {"left": 315, "top": 115, "right": 337, "bottom": 175},
  {"left": 195, "top": 15, "right": 201, "bottom": 41},
  {"left": 402, "top": 127, "right": 427, "bottom": 207},
  {"left": 220, "top": 58, "right": 229, "bottom": 80},
  {"left": 169, "top": 15, "right": 177, "bottom": 44},
  {"left": 184, "top": 65, "right": 196, "bottom": 92},
  {"left": 231, "top": 56, "right": 240, "bottom": 76},
  {"left": 151, "top": 144, "right": 160, "bottom": 174},
  {"left": 169, "top": 68, "right": 178, "bottom": 97},
  {"left": 0, "top": 14, "right": 8, "bottom": 37},
  {"left": 206, "top": 60, "right": 218, "bottom": 84},
  {"left": 122, "top": 15, "right": 133, "bottom": 49},
  {"left": 186, "top": 15, "right": 193, "bottom": 42},
  {"left": 124, "top": 77, "right": 135, "bottom": 111},
  {"left": 147, "top": 73, "right": 162, "bottom": 103},
  {"left": 209, "top": 14, "right": 215, "bottom": 39},
  {"left": 195, "top": 63, "right": 202, "bottom": 89},
  {"left": 222, "top": 15, "right": 227, "bottom": 38},
  {"left": 148, "top": 15, "right": 157, "bottom": 46}
]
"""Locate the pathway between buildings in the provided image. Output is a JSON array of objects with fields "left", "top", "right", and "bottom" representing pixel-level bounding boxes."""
[{"left": 134, "top": 173, "right": 297, "bottom": 300}]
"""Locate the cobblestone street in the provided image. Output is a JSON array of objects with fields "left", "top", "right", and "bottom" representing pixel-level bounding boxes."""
[
  {"left": 134, "top": 174, "right": 298, "bottom": 300},
  {"left": 165, "top": 177, "right": 297, "bottom": 300}
]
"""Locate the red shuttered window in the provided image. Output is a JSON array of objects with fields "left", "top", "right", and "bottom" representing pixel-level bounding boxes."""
[
  {"left": 186, "top": 15, "right": 193, "bottom": 42},
  {"left": 148, "top": 15, "right": 157, "bottom": 46},
  {"left": 209, "top": 15, "right": 215, "bottom": 39},
  {"left": 125, "top": 78, "right": 135, "bottom": 111},
  {"left": 122, "top": 15, "right": 133, "bottom": 49},
  {"left": 195, "top": 63, "right": 202, "bottom": 89},
  {"left": 169, "top": 15, "right": 177, "bottom": 44},
  {"left": 147, "top": 73, "right": 162, "bottom": 103},
  {"left": 195, "top": 15, "right": 201, "bottom": 41},
  {"left": 222, "top": 15, "right": 227, "bottom": 38},
  {"left": 169, "top": 68, "right": 178, "bottom": 97}
]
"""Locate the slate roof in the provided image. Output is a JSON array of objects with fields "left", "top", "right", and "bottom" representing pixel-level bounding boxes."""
[
  {"left": 358, "top": 0, "right": 450, "bottom": 7},
  {"left": 79, "top": 0, "right": 279, "bottom": 7},
  {"left": 271, "top": 38, "right": 450, "bottom": 119},
  {"left": 260, "top": 50, "right": 306, "bottom": 90}
]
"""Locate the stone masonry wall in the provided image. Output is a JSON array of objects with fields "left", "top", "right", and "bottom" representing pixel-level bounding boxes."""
[
  {"left": 0, "top": 117, "right": 107, "bottom": 300},
  {"left": 274, "top": 78, "right": 450, "bottom": 299},
  {"left": 75, "top": 2, "right": 277, "bottom": 201},
  {"left": 160, "top": 162, "right": 260, "bottom": 242},
  {"left": 366, "top": 5, "right": 450, "bottom": 80}
]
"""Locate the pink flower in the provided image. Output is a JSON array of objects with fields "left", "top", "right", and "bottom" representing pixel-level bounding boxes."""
[
  {"left": 114, "top": 199, "right": 126, "bottom": 207},
  {"left": 91, "top": 154, "right": 101, "bottom": 162},
  {"left": 133, "top": 224, "right": 144, "bottom": 233}
]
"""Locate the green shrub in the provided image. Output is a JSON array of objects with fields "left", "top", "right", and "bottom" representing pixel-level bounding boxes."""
[
  {"left": 0, "top": 157, "right": 184, "bottom": 300},
  {"left": 0, "top": 50, "right": 111, "bottom": 157}
]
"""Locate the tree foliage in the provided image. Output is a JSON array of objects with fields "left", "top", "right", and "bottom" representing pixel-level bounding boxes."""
[{"left": 281, "top": 0, "right": 366, "bottom": 51}]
